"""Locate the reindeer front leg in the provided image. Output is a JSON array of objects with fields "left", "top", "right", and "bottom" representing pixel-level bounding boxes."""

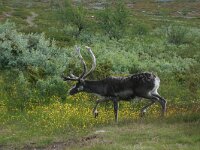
[
  {"left": 93, "top": 98, "right": 109, "bottom": 118},
  {"left": 113, "top": 99, "right": 119, "bottom": 123}
]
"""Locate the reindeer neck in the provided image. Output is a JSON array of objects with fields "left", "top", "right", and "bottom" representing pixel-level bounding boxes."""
[{"left": 83, "top": 80, "right": 106, "bottom": 96}]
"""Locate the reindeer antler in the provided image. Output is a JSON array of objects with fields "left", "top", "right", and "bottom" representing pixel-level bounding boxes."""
[
  {"left": 62, "top": 46, "right": 96, "bottom": 81},
  {"left": 82, "top": 46, "right": 96, "bottom": 79}
]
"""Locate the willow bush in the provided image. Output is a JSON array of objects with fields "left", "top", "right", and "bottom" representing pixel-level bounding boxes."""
[{"left": 0, "top": 21, "right": 70, "bottom": 110}]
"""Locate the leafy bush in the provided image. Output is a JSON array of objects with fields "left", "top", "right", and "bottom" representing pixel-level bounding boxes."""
[
  {"left": 98, "top": 0, "right": 130, "bottom": 39},
  {"left": 132, "top": 23, "right": 150, "bottom": 36},
  {"left": 2, "top": 70, "right": 32, "bottom": 111},
  {"left": 166, "top": 25, "right": 189, "bottom": 45},
  {"left": 63, "top": 0, "right": 88, "bottom": 37},
  {"left": 0, "top": 21, "right": 68, "bottom": 76},
  {"left": 1, "top": 69, "right": 69, "bottom": 111},
  {"left": 88, "top": 36, "right": 196, "bottom": 74},
  {"left": 36, "top": 76, "right": 68, "bottom": 102},
  {"left": 0, "top": 21, "right": 71, "bottom": 110}
]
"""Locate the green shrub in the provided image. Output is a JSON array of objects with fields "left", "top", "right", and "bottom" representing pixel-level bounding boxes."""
[
  {"left": 0, "top": 21, "right": 68, "bottom": 76},
  {"left": 63, "top": 0, "right": 88, "bottom": 37},
  {"left": 166, "top": 25, "right": 189, "bottom": 45},
  {"left": 132, "top": 23, "right": 150, "bottom": 36},
  {"left": 2, "top": 70, "right": 31, "bottom": 111},
  {"left": 98, "top": 0, "right": 130, "bottom": 39},
  {"left": 36, "top": 76, "right": 68, "bottom": 103},
  {"left": 1, "top": 69, "right": 69, "bottom": 111},
  {"left": 0, "top": 21, "right": 71, "bottom": 110},
  {"left": 92, "top": 60, "right": 113, "bottom": 80}
]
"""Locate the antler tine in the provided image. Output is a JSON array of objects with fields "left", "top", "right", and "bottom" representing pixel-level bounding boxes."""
[
  {"left": 83, "top": 46, "right": 96, "bottom": 79},
  {"left": 75, "top": 46, "right": 87, "bottom": 79},
  {"left": 61, "top": 74, "right": 79, "bottom": 81},
  {"left": 69, "top": 71, "right": 79, "bottom": 79}
]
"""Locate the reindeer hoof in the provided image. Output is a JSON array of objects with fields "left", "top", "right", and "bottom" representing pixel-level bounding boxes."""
[
  {"left": 94, "top": 112, "right": 98, "bottom": 118},
  {"left": 93, "top": 110, "right": 98, "bottom": 118},
  {"left": 140, "top": 109, "right": 146, "bottom": 117},
  {"left": 140, "top": 112, "right": 145, "bottom": 117}
]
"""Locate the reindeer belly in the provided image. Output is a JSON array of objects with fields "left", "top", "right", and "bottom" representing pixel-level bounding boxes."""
[{"left": 114, "top": 89, "right": 135, "bottom": 99}]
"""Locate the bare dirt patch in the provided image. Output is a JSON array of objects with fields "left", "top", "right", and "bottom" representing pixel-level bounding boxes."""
[{"left": 21, "top": 134, "right": 111, "bottom": 150}]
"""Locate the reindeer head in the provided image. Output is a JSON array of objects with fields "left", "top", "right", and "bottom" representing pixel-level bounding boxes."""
[{"left": 62, "top": 46, "right": 96, "bottom": 95}]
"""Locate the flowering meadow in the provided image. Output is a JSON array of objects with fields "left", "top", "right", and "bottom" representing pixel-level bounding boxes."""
[{"left": 1, "top": 93, "right": 199, "bottom": 138}]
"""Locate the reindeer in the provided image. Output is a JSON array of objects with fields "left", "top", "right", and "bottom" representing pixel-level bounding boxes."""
[{"left": 62, "top": 46, "right": 167, "bottom": 122}]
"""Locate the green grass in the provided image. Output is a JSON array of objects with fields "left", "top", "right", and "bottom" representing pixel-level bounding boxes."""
[
  {"left": 0, "top": 114, "right": 199, "bottom": 149},
  {"left": 70, "top": 119, "right": 200, "bottom": 150}
]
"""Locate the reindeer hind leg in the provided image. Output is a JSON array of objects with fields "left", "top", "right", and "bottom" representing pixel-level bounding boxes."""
[
  {"left": 152, "top": 94, "right": 167, "bottom": 117},
  {"left": 140, "top": 99, "right": 156, "bottom": 117}
]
